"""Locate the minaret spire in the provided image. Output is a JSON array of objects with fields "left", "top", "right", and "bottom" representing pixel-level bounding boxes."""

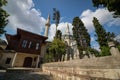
[
  {"left": 64, "top": 23, "right": 71, "bottom": 45},
  {"left": 44, "top": 14, "right": 50, "bottom": 37},
  {"left": 65, "top": 23, "right": 70, "bottom": 35}
]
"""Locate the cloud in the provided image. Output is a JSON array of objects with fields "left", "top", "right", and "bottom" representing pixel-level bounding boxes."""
[
  {"left": 92, "top": 43, "right": 100, "bottom": 51},
  {"left": 80, "top": 8, "right": 120, "bottom": 51},
  {"left": 4, "top": 0, "right": 46, "bottom": 35},
  {"left": 80, "top": 8, "right": 120, "bottom": 33},
  {"left": 4, "top": 0, "right": 73, "bottom": 42},
  {"left": 48, "top": 22, "right": 73, "bottom": 41},
  {"left": 91, "top": 37, "right": 95, "bottom": 42}
]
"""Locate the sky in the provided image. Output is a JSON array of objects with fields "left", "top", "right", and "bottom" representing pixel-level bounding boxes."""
[{"left": 1, "top": 0, "right": 120, "bottom": 50}]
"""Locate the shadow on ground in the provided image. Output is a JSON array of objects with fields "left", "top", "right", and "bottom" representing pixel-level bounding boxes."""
[
  {"left": 0, "top": 71, "right": 6, "bottom": 80},
  {"left": 3, "top": 72, "right": 53, "bottom": 80}
]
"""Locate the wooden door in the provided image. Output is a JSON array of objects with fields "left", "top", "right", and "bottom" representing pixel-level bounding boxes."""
[{"left": 23, "top": 57, "right": 32, "bottom": 67}]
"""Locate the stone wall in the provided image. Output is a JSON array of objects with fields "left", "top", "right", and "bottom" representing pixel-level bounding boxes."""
[{"left": 42, "top": 56, "right": 120, "bottom": 80}]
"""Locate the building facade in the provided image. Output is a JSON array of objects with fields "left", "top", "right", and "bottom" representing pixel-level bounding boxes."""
[
  {"left": 0, "top": 14, "right": 51, "bottom": 68},
  {"left": 0, "top": 28, "right": 48, "bottom": 68}
]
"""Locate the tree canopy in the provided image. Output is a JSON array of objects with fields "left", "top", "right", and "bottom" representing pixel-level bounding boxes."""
[
  {"left": 72, "top": 17, "right": 90, "bottom": 48},
  {"left": 72, "top": 17, "right": 90, "bottom": 58},
  {"left": 46, "top": 30, "right": 66, "bottom": 62},
  {"left": 92, "top": 0, "right": 120, "bottom": 17},
  {"left": 53, "top": 8, "right": 60, "bottom": 34},
  {"left": 92, "top": 17, "right": 108, "bottom": 48},
  {"left": 48, "top": 38, "right": 66, "bottom": 61},
  {"left": 0, "top": 0, "right": 9, "bottom": 36},
  {"left": 55, "top": 30, "right": 62, "bottom": 40},
  {"left": 92, "top": 17, "right": 111, "bottom": 56}
]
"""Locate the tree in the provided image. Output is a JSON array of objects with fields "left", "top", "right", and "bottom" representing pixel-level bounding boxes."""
[
  {"left": 100, "top": 46, "right": 111, "bottom": 56},
  {"left": 92, "top": 0, "right": 120, "bottom": 17},
  {"left": 53, "top": 8, "right": 60, "bottom": 34},
  {"left": 48, "top": 38, "right": 66, "bottom": 62},
  {"left": 92, "top": 17, "right": 110, "bottom": 56},
  {"left": 0, "top": 0, "right": 9, "bottom": 36},
  {"left": 92, "top": 17, "right": 108, "bottom": 48},
  {"left": 106, "top": 32, "right": 115, "bottom": 42},
  {"left": 55, "top": 30, "right": 62, "bottom": 40},
  {"left": 72, "top": 17, "right": 90, "bottom": 58}
]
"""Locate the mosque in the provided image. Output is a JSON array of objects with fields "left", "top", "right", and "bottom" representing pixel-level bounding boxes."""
[{"left": 62, "top": 24, "right": 79, "bottom": 60}]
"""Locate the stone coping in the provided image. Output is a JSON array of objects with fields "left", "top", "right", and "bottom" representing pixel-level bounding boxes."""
[{"left": 43, "top": 56, "right": 120, "bottom": 69}]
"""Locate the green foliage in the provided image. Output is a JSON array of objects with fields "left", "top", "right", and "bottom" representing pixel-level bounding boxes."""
[
  {"left": 55, "top": 30, "right": 62, "bottom": 40},
  {"left": 0, "top": 0, "right": 9, "bottom": 36},
  {"left": 0, "top": 0, "right": 7, "bottom": 7},
  {"left": 92, "top": 0, "right": 120, "bottom": 17},
  {"left": 92, "top": 17, "right": 112, "bottom": 56},
  {"left": 72, "top": 17, "right": 90, "bottom": 58},
  {"left": 100, "top": 46, "right": 111, "bottom": 56},
  {"left": 72, "top": 17, "right": 90, "bottom": 48},
  {"left": 44, "top": 52, "right": 54, "bottom": 63},
  {"left": 106, "top": 32, "right": 115, "bottom": 42},
  {"left": 77, "top": 46, "right": 84, "bottom": 58},
  {"left": 43, "top": 43, "right": 54, "bottom": 63},
  {"left": 53, "top": 8, "right": 60, "bottom": 27},
  {"left": 117, "top": 45, "right": 120, "bottom": 51},
  {"left": 53, "top": 8, "right": 60, "bottom": 35},
  {"left": 48, "top": 38, "right": 66, "bottom": 62},
  {"left": 114, "top": 41, "right": 120, "bottom": 51},
  {"left": 92, "top": 17, "right": 108, "bottom": 49}
]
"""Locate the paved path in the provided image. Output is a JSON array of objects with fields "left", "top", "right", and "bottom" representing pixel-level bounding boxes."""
[
  {"left": 0, "top": 70, "right": 53, "bottom": 80},
  {"left": 16, "top": 72, "right": 53, "bottom": 80},
  {"left": 0, "top": 70, "right": 6, "bottom": 80}
]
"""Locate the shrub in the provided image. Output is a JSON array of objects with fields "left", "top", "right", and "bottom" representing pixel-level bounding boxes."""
[{"left": 100, "top": 46, "right": 111, "bottom": 56}]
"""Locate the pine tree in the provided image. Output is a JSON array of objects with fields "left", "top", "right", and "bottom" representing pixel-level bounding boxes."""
[
  {"left": 0, "top": 0, "right": 9, "bottom": 36},
  {"left": 72, "top": 17, "right": 90, "bottom": 57},
  {"left": 106, "top": 32, "right": 115, "bottom": 42},
  {"left": 53, "top": 8, "right": 60, "bottom": 34},
  {"left": 92, "top": 17, "right": 108, "bottom": 48},
  {"left": 92, "top": 17, "right": 110, "bottom": 56}
]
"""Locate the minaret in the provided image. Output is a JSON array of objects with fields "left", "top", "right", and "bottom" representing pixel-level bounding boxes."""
[
  {"left": 65, "top": 23, "right": 70, "bottom": 35},
  {"left": 65, "top": 23, "right": 71, "bottom": 46},
  {"left": 44, "top": 14, "right": 50, "bottom": 37}
]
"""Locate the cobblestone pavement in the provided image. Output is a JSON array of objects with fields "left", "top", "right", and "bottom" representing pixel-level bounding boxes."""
[
  {"left": 14, "top": 72, "right": 53, "bottom": 80},
  {"left": 0, "top": 70, "right": 6, "bottom": 80},
  {"left": 0, "top": 70, "right": 53, "bottom": 80}
]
